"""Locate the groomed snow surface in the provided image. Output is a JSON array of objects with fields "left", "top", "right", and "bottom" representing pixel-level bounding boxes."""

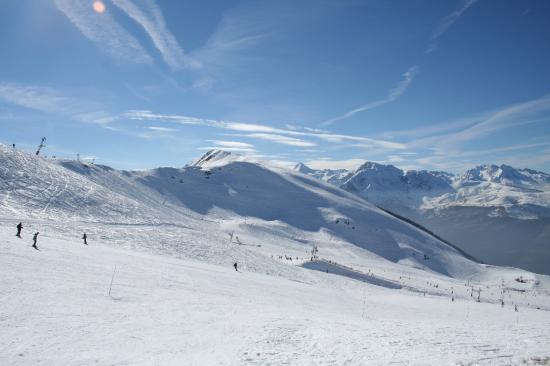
[
  {"left": 1, "top": 146, "right": 550, "bottom": 365},
  {"left": 2, "top": 226, "right": 550, "bottom": 366}
]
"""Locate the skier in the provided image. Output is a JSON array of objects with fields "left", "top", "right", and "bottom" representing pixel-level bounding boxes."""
[
  {"left": 82, "top": 233, "right": 88, "bottom": 245},
  {"left": 32, "top": 232, "right": 39, "bottom": 250},
  {"left": 16, "top": 222, "right": 23, "bottom": 238},
  {"left": 233, "top": 262, "right": 238, "bottom": 272}
]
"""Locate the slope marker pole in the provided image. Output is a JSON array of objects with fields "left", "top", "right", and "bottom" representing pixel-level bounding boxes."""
[{"left": 108, "top": 265, "right": 117, "bottom": 297}]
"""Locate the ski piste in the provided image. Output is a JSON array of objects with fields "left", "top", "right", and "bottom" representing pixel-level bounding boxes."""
[{"left": 1, "top": 146, "right": 549, "bottom": 365}]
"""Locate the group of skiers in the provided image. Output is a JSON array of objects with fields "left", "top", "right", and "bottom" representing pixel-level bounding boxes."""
[
  {"left": 15, "top": 222, "right": 88, "bottom": 249},
  {"left": 15, "top": 221, "right": 243, "bottom": 271},
  {"left": 16, "top": 222, "right": 40, "bottom": 250}
]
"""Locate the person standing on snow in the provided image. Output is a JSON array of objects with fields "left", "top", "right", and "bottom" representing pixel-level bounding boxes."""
[
  {"left": 233, "top": 262, "right": 238, "bottom": 272},
  {"left": 32, "top": 232, "right": 39, "bottom": 250},
  {"left": 16, "top": 222, "right": 23, "bottom": 238},
  {"left": 82, "top": 233, "right": 87, "bottom": 245}
]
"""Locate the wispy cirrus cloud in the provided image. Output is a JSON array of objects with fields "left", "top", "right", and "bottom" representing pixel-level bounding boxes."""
[
  {"left": 382, "top": 115, "right": 482, "bottom": 139},
  {"left": 208, "top": 140, "right": 254, "bottom": 149},
  {"left": 435, "top": 94, "right": 550, "bottom": 149},
  {"left": 496, "top": 149, "right": 550, "bottom": 170},
  {"left": 122, "top": 110, "right": 405, "bottom": 150},
  {"left": 189, "top": 1, "right": 294, "bottom": 69},
  {"left": 182, "top": 2, "right": 281, "bottom": 94},
  {"left": 199, "top": 140, "right": 255, "bottom": 152},
  {"left": 318, "top": 1, "right": 479, "bottom": 127},
  {"left": 54, "top": 0, "right": 152, "bottom": 64},
  {"left": 285, "top": 124, "right": 329, "bottom": 133},
  {"left": 0, "top": 82, "right": 80, "bottom": 114},
  {"left": 370, "top": 95, "right": 550, "bottom": 172},
  {"left": 426, "top": 0, "right": 479, "bottom": 54},
  {"left": 229, "top": 133, "right": 317, "bottom": 147},
  {"left": 305, "top": 158, "right": 366, "bottom": 171},
  {"left": 313, "top": 133, "right": 405, "bottom": 150},
  {"left": 188, "top": 0, "right": 326, "bottom": 94},
  {"left": 123, "top": 110, "right": 205, "bottom": 124},
  {"left": 321, "top": 65, "right": 419, "bottom": 126},
  {"left": 450, "top": 141, "right": 550, "bottom": 158},
  {"left": 110, "top": 0, "right": 200, "bottom": 70},
  {"left": 381, "top": 141, "right": 550, "bottom": 173},
  {"left": 0, "top": 82, "right": 114, "bottom": 124},
  {"left": 146, "top": 126, "right": 177, "bottom": 132},
  {"left": 198, "top": 146, "right": 255, "bottom": 153},
  {"left": 382, "top": 94, "right": 550, "bottom": 153}
]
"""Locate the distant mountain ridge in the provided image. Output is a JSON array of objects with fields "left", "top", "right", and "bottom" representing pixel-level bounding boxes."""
[
  {"left": 294, "top": 161, "right": 550, "bottom": 275},
  {"left": 293, "top": 162, "right": 353, "bottom": 186},
  {"left": 294, "top": 161, "right": 550, "bottom": 190},
  {"left": 459, "top": 164, "right": 550, "bottom": 190},
  {"left": 294, "top": 161, "right": 550, "bottom": 211}
]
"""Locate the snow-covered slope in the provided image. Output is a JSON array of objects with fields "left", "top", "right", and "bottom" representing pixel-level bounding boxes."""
[
  {"left": 1, "top": 145, "right": 550, "bottom": 364},
  {"left": 2, "top": 227, "right": 550, "bottom": 365},
  {"left": 0, "top": 145, "right": 482, "bottom": 278},
  {"left": 294, "top": 161, "right": 550, "bottom": 274},
  {"left": 0, "top": 146, "right": 170, "bottom": 223},
  {"left": 2, "top": 144, "right": 546, "bottom": 279}
]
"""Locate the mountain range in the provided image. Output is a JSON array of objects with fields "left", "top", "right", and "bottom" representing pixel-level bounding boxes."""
[
  {"left": 2, "top": 144, "right": 550, "bottom": 364},
  {"left": 294, "top": 160, "right": 550, "bottom": 274},
  {"left": 1, "top": 142, "right": 548, "bottom": 278}
]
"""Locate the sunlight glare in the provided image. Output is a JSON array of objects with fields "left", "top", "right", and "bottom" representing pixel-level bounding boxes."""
[{"left": 93, "top": 1, "right": 106, "bottom": 14}]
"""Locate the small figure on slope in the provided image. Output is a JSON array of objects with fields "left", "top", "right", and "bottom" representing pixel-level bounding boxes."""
[
  {"left": 32, "top": 232, "right": 39, "bottom": 250},
  {"left": 233, "top": 262, "right": 238, "bottom": 272},
  {"left": 16, "top": 222, "right": 23, "bottom": 238},
  {"left": 82, "top": 233, "right": 88, "bottom": 245}
]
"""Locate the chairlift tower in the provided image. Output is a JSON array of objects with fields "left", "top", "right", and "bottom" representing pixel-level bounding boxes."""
[{"left": 35, "top": 137, "right": 46, "bottom": 156}]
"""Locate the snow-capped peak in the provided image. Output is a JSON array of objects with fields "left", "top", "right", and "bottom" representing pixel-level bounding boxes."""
[
  {"left": 293, "top": 162, "right": 315, "bottom": 174},
  {"left": 458, "top": 164, "right": 550, "bottom": 189},
  {"left": 343, "top": 161, "right": 454, "bottom": 195},
  {"left": 405, "top": 170, "right": 455, "bottom": 191},
  {"left": 355, "top": 161, "right": 400, "bottom": 174},
  {"left": 192, "top": 149, "right": 234, "bottom": 167},
  {"left": 292, "top": 163, "right": 353, "bottom": 186}
]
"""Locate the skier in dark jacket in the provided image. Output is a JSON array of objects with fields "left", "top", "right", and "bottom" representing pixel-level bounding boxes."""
[
  {"left": 233, "top": 262, "right": 238, "bottom": 272},
  {"left": 82, "top": 233, "right": 87, "bottom": 245},
  {"left": 16, "top": 222, "right": 23, "bottom": 238},
  {"left": 32, "top": 232, "right": 39, "bottom": 249}
]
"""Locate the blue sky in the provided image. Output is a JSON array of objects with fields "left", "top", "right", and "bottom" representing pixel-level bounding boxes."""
[{"left": 1, "top": 0, "right": 549, "bottom": 173}]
